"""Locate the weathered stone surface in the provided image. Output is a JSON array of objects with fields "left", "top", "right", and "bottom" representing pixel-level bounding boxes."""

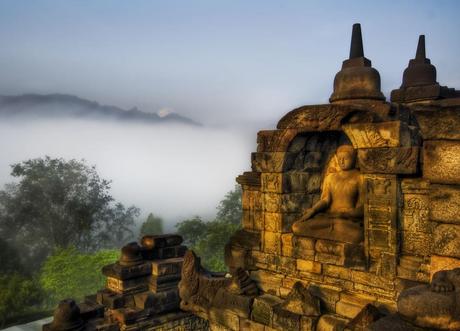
[
  {"left": 397, "top": 268, "right": 460, "bottom": 330},
  {"left": 211, "top": 288, "right": 254, "bottom": 318},
  {"left": 263, "top": 192, "right": 312, "bottom": 213},
  {"left": 252, "top": 152, "right": 296, "bottom": 172},
  {"left": 242, "top": 189, "right": 263, "bottom": 211},
  {"left": 251, "top": 294, "right": 283, "bottom": 326},
  {"left": 264, "top": 212, "right": 301, "bottom": 233},
  {"left": 239, "top": 318, "right": 265, "bottom": 331},
  {"left": 345, "top": 304, "right": 383, "bottom": 331},
  {"left": 102, "top": 261, "right": 151, "bottom": 280},
  {"left": 272, "top": 307, "right": 301, "bottom": 331},
  {"left": 316, "top": 314, "right": 349, "bottom": 331},
  {"left": 323, "top": 265, "right": 351, "bottom": 280},
  {"left": 141, "top": 234, "right": 183, "bottom": 249},
  {"left": 364, "top": 174, "right": 398, "bottom": 277},
  {"left": 209, "top": 308, "right": 240, "bottom": 331},
  {"left": 293, "top": 236, "right": 316, "bottom": 260},
  {"left": 150, "top": 257, "right": 183, "bottom": 277},
  {"left": 106, "top": 275, "right": 150, "bottom": 294},
  {"left": 367, "top": 313, "right": 421, "bottom": 331},
  {"left": 228, "top": 230, "right": 261, "bottom": 250},
  {"left": 261, "top": 172, "right": 321, "bottom": 194},
  {"left": 281, "top": 233, "right": 294, "bottom": 257},
  {"left": 280, "top": 282, "right": 321, "bottom": 316},
  {"left": 430, "top": 184, "right": 460, "bottom": 224},
  {"left": 315, "top": 240, "right": 365, "bottom": 268},
  {"left": 430, "top": 255, "right": 460, "bottom": 280},
  {"left": 358, "top": 147, "right": 418, "bottom": 174},
  {"left": 250, "top": 270, "right": 284, "bottom": 296},
  {"left": 257, "top": 129, "right": 300, "bottom": 152},
  {"left": 308, "top": 285, "right": 341, "bottom": 312},
  {"left": 276, "top": 104, "right": 379, "bottom": 131},
  {"left": 433, "top": 224, "right": 460, "bottom": 258},
  {"left": 225, "top": 244, "right": 248, "bottom": 271},
  {"left": 343, "top": 121, "right": 410, "bottom": 148},
  {"left": 423, "top": 140, "right": 460, "bottom": 184},
  {"left": 297, "top": 259, "right": 322, "bottom": 274},
  {"left": 414, "top": 108, "right": 460, "bottom": 140},
  {"left": 397, "top": 255, "right": 430, "bottom": 283},
  {"left": 263, "top": 231, "right": 282, "bottom": 255}
]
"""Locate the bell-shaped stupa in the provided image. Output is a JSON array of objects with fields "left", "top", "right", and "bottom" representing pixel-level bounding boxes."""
[{"left": 329, "top": 23, "right": 385, "bottom": 103}]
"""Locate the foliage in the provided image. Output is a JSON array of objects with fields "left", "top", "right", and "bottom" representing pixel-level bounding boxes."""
[
  {"left": 0, "top": 238, "right": 23, "bottom": 275},
  {"left": 216, "top": 185, "right": 242, "bottom": 225},
  {"left": 0, "top": 156, "right": 139, "bottom": 271},
  {"left": 0, "top": 273, "right": 44, "bottom": 327},
  {"left": 176, "top": 186, "right": 242, "bottom": 271},
  {"left": 40, "top": 247, "right": 119, "bottom": 306},
  {"left": 140, "top": 213, "right": 164, "bottom": 236}
]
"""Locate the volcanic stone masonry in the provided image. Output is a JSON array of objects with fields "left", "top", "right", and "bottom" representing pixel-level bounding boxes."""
[{"left": 45, "top": 23, "right": 460, "bottom": 331}]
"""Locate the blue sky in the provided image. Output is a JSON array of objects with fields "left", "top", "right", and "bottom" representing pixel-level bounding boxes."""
[{"left": 0, "top": 0, "right": 459, "bottom": 125}]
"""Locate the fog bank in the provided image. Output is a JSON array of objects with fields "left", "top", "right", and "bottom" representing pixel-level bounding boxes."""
[{"left": 0, "top": 119, "right": 259, "bottom": 231}]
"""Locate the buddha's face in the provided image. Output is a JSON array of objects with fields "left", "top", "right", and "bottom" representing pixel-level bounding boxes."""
[{"left": 337, "top": 150, "right": 356, "bottom": 170}]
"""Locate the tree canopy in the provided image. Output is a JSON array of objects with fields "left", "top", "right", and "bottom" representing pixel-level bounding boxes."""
[
  {"left": 0, "top": 156, "right": 139, "bottom": 271},
  {"left": 140, "top": 213, "right": 164, "bottom": 237},
  {"left": 175, "top": 186, "right": 242, "bottom": 271}
]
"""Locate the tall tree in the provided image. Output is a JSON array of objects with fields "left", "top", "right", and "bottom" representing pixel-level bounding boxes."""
[
  {"left": 0, "top": 157, "right": 139, "bottom": 271},
  {"left": 139, "top": 213, "right": 164, "bottom": 237}
]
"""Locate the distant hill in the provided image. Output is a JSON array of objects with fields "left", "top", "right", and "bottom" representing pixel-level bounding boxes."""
[{"left": 0, "top": 94, "right": 201, "bottom": 126}]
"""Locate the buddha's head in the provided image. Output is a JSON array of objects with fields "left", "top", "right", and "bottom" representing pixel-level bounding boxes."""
[{"left": 336, "top": 145, "right": 356, "bottom": 171}]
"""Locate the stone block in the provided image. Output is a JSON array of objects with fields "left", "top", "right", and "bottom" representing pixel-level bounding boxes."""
[
  {"left": 261, "top": 172, "right": 321, "bottom": 194},
  {"left": 343, "top": 121, "right": 410, "bottom": 148},
  {"left": 297, "top": 259, "right": 322, "bottom": 274},
  {"left": 430, "top": 255, "right": 460, "bottom": 280},
  {"left": 141, "top": 234, "right": 183, "bottom": 249},
  {"left": 430, "top": 185, "right": 460, "bottom": 224},
  {"left": 423, "top": 140, "right": 460, "bottom": 184},
  {"left": 308, "top": 284, "right": 341, "bottom": 312},
  {"left": 401, "top": 231, "right": 432, "bottom": 256},
  {"left": 211, "top": 288, "right": 254, "bottom": 319},
  {"left": 358, "top": 147, "right": 419, "bottom": 174},
  {"left": 264, "top": 212, "right": 301, "bottom": 233},
  {"left": 242, "top": 189, "right": 263, "bottom": 211},
  {"left": 250, "top": 270, "right": 284, "bottom": 296},
  {"left": 293, "top": 236, "right": 316, "bottom": 260},
  {"left": 239, "top": 318, "right": 265, "bottom": 331},
  {"left": 251, "top": 294, "right": 283, "bottom": 326},
  {"left": 281, "top": 282, "right": 321, "bottom": 316},
  {"left": 263, "top": 231, "right": 282, "bottom": 255},
  {"left": 257, "top": 129, "right": 299, "bottom": 152},
  {"left": 433, "top": 224, "right": 460, "bottom": 258},
  {"left": 102, "top": 262, "right": 151, "bottom": 280},
  {"left": 263, "top": 192, "right": 311, "bottom": 213},
  {"left": 96, "top": 289, "right": 125, "bottom": 309},
  {"left": 315, "top": 240, "right": 365, "bottom": 268},
  {"left": 252, "top": 152, "right": 296, "bottom": 172},
  {"left": 150, "top": 257, "right": 183, "bottom": 276},
  {"left": 209, "top": 308, "right": 240, "bottom": 331},
  {"left": 322, "top": 265, "right": 351, "bottom": 280},
  {"left": 351, "top": 270, "right": 394, "bottom": 290},
  {"left": 316, "top": 314, "right": 349, "bottom": 331},
  {"left": 300, "top": 316, "right": 317, "bottom": 331},
  {"left": 336, "top": 300, "right": 364, "bottom": 319},
  {"left": 401, "top": 178, "right": 430, "bottom": 194},
  {"left": 225, "top": 244, "right": 249, "bottom": 271},
  {"left": 272, "top": 307, "right": 301, "bottom": 331},
  {"left": 142, "top": 245, "right": 187, "bottom": 260},
  {"left": 106, "top": 275, "right": 150, "bottom": 294},
  {"left": 397, "top": 255, "right": 430, "bottom": 283},
  {"left": 345, "top": 304, "right": 383, "bottom": 331},
  {"left": 414, "top": 109, "right": 460, "bottom": 140},
  {"left": 281, "top": 233, "right": 294, "bottom": 257},
  {"left": 401, "top": 193, "right": 433, "bottom": 233}
]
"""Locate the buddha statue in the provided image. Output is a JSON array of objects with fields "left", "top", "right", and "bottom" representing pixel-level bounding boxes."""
[{"left": 292, "top": 144, "right": 364, "bottom": 244}]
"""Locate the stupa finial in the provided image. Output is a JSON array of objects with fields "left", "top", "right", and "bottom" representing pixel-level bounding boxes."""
[
  {"left": 415, "top": 35, "right": 426, "bottom": 60},
  {"left": 349, "top": 23, "right": 364, "bottom": 59}
]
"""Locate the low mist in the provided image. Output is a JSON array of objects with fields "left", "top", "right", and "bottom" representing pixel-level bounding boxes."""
[{"left": 0, "top": 118, "right": 259, "bottom": 231}]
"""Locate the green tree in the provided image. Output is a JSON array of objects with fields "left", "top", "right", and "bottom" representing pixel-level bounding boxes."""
[
  {"left": 140, "top": 213, "right": 164, "bottom": 236},
  {"left": 175, "top": 186, "right": 242, "bottom": 271},
  {"left": 0, "top": 274, "right": 43, "bottom": 327},
  {"left": 39, "top": 247, "right": 119, "bottom": 306},
  {"left": 216, "top": 185, "right": 242, "bottom": 225},
  {"left": 0, "top": 157, "right": 139, "bottom": 271}
]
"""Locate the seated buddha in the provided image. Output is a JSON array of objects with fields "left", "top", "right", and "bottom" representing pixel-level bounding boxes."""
[{"left": 292, "top": 144, "right": 364, "bottom": 244}]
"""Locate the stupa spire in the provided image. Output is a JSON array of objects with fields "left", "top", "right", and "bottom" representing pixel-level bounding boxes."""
[
  {"left": 415, "top": 35, "right": 426, "bottom": 60},
  {"left": 349, "top": 23, "right": 364, "bottom": 59}
]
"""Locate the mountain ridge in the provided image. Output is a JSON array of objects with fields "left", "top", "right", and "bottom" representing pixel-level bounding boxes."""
[{"left": 0, "top": 93, "right": 201, "bottom": 126}]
